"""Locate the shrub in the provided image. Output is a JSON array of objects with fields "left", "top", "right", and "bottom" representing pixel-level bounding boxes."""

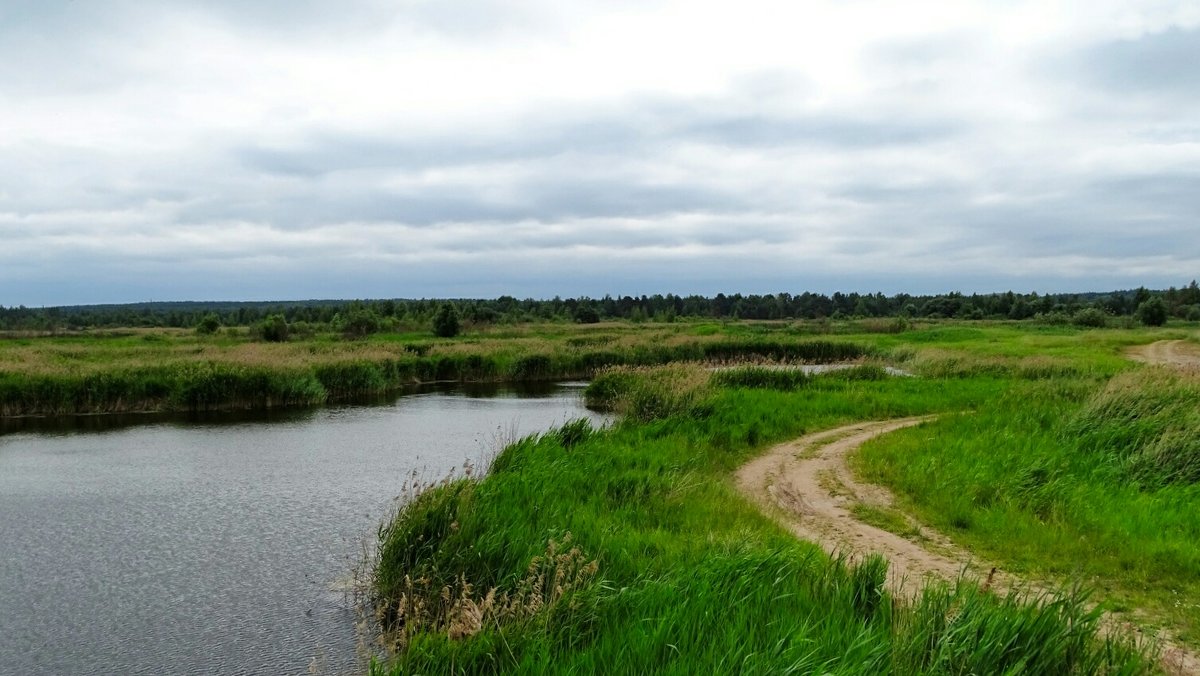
[
  {"left": 432, "top": 303, "right": 461, "bottom": 338},
  {"left": 195, "top": 313, "right": 221, "bottom": 335},
  {"left": 1136, "top": 297, "right": 1168, "bottom": 326},
  {"left": 1070, "top": 307, "right": 1108, "bottom": 328},
  {"left": 339, "top": 307, "right": 384, "bottom": 339},
  {"left": 256, "top": 314, "right": 290, "bottom": 342}
]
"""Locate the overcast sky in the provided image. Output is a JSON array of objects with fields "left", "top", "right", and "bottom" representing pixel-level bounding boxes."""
[{"left": 2, "top": 1, "right": 1198, "bottom": 305}]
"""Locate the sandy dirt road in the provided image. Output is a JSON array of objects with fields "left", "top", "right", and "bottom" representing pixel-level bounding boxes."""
[
  {"left": 1128, "top": 340, "right": 1200, "bottom": 368},
  {"left": 736, "top": 417, "right": 1199, "bottom": 674}
]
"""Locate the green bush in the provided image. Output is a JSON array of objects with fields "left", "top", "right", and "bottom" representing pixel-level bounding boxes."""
[
  {"left": 195, "top": 313, "right": 221, "bottom": 335},
  {"left": 1070, "top": 307, "right": 1108, "bottom": 328},
  {"left": 432, "top": 303, "right": 461, "bottom": 338},
  {"left": 339, "top": 307, "right": 384, "bottom": 339},
  {"left": 1136, "top": 297, "right": 1167, "bottom": 326},
  {"left": 256, "top": 313, "right": 290, "bottom": 342}
]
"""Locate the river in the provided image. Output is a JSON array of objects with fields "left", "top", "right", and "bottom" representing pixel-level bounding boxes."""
[{"left": 0, "top": 382, "right": 607, "bottom": 676}]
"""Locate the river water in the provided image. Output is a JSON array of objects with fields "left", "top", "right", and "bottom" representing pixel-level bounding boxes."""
[{"left": 0, "top": 383, "right": 607, "bottom": 676}]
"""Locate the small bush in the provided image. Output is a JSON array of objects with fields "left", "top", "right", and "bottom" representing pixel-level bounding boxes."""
[
  {"left": 256, "top": 314, "right": 290, "bottom": 342},
  {"left": 574, "top": 306, "right": 601, "bottom": 324},
  {"left": 195, "top": 313, "right": 221, "bottom": 335},
  {"left": 1136, "top": 297, "right": 1168, "bottom": 326},
  {"left": 339, "top": 307, "right": 384, "bottom": 339},
  {"left": 1070, "top": 307, "right": 1108, "bottom": 328},
  {"left": 432, "top": 303, "right": 461, "bottom": 338}
]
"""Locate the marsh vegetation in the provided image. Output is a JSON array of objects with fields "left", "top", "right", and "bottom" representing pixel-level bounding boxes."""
[
  {"left": 4, "top": 311, "right": 1198, "bottom": 673},
  {"left": 357, "top": 319, "right": 1200, "bottom": 674}
]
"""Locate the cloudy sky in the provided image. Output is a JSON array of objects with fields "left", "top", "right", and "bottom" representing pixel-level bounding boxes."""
[{"left": 2, "top": 1, "right": 1198, "bottom": 305}]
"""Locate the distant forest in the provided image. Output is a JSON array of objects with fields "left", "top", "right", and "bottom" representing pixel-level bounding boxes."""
[{"left": 2, "top": 282, "right": 1198, "bottom": 332}]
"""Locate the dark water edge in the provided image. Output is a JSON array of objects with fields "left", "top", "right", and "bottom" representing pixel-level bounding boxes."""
[{"left": 0, "top": 382, "right": 607, "bottom": 676}]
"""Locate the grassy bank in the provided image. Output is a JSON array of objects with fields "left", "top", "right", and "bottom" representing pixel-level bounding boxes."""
[
  {"left": 365, "top": 353, "right": 1171, "bottom": 673},
  {"left": 856, "top": 360, "right": 1200, "bottom": 646},
  {"left": 0, "top": 323, "right": 874, "bottom": 416}
]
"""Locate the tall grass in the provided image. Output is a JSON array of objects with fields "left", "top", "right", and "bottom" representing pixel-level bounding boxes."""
[
  {"left": 367, "top": 369, "right": 1152, "bottom": 674},
  {"left": 1067, "top": 368, "right": 1200, "bottom": 487},
  {"left": 856, "top": 370, "right": 1200, "bottom": 646},
  {"left": 0, "top": 331, "right": 871, "bottom": 416}
]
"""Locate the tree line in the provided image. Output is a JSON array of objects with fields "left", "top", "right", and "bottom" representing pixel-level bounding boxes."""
[{"left": 2, "top": 282, "right": 1198, "bottom": 333}]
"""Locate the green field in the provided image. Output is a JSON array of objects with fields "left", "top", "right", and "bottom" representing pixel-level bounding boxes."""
[
  {"left": 354, "top": 320, "right": 1198, "bottom": 674},
  {"left": 0, "top": 322, "right": 868, "bottom": 416},
  {"left": 4, "top": 318, "right": 1197, "bottom": 672}
]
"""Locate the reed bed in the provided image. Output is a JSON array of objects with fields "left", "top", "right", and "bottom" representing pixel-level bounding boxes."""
[{"left": 0, "top": 331, "right": 871, "bottom": 416}]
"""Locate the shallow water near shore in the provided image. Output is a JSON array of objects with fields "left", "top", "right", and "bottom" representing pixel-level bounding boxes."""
[{"left": 0, "top": 382, "right": 607, "bottom": 676}]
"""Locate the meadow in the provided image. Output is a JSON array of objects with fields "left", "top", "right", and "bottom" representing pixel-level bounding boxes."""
[
  {"left": 0, "top": 322, "right": 868, "bottom": 416},
  {"left": 357, "top": 319, "right": 1199, "bottom": 674},
  {"left": 4, "top": 317, "right": 1197, "bottom": 672}
]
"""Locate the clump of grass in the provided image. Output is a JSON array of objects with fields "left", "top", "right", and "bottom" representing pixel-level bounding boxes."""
[
  {"left": 712, "top": 364, "right": 892, "bottom": 391},
  {"left": 374, "top": 533, "right": 599, "bottom": 652},
  {"left": 912, "top": 351, "right": 1098, "bottom": 380},
  {"left": 584, "top": 364, "right": 713, "bottom": 422},
  {"left": 890, "top": 581, "right": 1147, "bottom": 675},
  {"left": 1068, "top": 368, "right": 1200, "bottom": 487},
  {"left": 851, "top": 503, "right": 922, "bottom": 539},
  {"left": 700, "top": 338, "right": 871, "bottom": 364},
  {"left": 712, "top": 366, "right": 813, "bottom": 390}
]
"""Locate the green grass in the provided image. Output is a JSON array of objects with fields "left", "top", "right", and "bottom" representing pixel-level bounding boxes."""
[
  {"left": 5, "top": 318, "right": 1196, "bottom": 670},
  {"left": 851, "top": 503, "right": 923, "bottom": 541},
  {"left": 367, "top": 361, "right": 1156, "bottom": 674},
  {"left": 855, "top": 366, "right": 1200, "bottom": 646},
  {"left": 0, "top": 324, "right": 874, "bottom": 416}
]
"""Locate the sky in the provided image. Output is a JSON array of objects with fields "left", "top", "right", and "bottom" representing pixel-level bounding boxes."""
[{"left": 1, "top": 0, "right": 1198, "bottom": 306}]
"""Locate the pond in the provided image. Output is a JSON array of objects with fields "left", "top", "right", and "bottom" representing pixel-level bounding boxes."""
[{"left": 0, "top": 382, "right": 607, "bottom": 676}]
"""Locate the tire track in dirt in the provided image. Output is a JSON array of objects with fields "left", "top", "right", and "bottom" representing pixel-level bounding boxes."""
[{"left": 736, "top": 417, "right": 1199, "bottom": 675}]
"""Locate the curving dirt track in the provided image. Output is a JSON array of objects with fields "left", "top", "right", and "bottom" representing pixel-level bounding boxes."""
[
  {"left": 1128, "top": 340, "right": 1200, "bottom": 368},
  {"left": 736, "top": 418, "right": 1199, "bottom": 674}
]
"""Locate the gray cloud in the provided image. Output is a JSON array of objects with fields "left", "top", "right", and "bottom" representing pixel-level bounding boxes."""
[
  {"left": 1078, "top": 27, "right": 1200, "bottom": 95},
  {"left": 2, "top": 1, "right": 1199, "bottom": 305}
]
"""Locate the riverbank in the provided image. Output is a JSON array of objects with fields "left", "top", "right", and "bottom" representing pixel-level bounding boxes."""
[
  {"left": 364, "top": 323, "right": 1200, "bottom": 673},
  {"left": 365, "top": 373, "right": 1148, "bottom": 673},
  {"left": 0, "top": 322, "right": 872, "bottom": 417}
]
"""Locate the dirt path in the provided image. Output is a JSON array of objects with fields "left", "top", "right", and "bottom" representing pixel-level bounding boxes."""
[
  {"left": 736, "top": 418, "right": 1199, "bottom": 674},
  {"left": 1128, "top": 340, "right": 1200, "bottom": 368}
]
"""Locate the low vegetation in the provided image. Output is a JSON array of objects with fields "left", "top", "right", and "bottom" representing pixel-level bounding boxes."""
[
  {"left": 4, "top": 307, "right": 1197, "bottom": 672},
  {"left": 364, "top": 349, "right": 1170, "bottom": 673},
  {"left": 0, "top": 326, "right": 874, "bottom": 416},
  {"left": 854, "top": 334, "right": 1200, "bottom": 648}
]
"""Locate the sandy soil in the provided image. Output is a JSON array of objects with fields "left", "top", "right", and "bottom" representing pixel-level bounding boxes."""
[
  {"left": 736, "top": 418, "right": 1199, "bottom": 674},
  {"left": 1127, "top": 340, "right": 1200, "bottom": 368}
]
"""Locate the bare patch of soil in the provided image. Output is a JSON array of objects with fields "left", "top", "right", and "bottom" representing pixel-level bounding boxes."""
[
  {"left": 736, "top": 418, "right": 1199, "bottom": 674},
  {"left": 1128, "top": 340, "right": 1200, "bottom": 369}
]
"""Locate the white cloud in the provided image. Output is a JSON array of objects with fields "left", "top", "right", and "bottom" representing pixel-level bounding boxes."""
[{"left": 1, "top": 0, "right": 1198, "bottom": 304}]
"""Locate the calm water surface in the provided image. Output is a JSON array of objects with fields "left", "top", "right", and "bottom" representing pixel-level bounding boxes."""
[{"left": 0, "top": 383, "right": 607, "bottom": 676}]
